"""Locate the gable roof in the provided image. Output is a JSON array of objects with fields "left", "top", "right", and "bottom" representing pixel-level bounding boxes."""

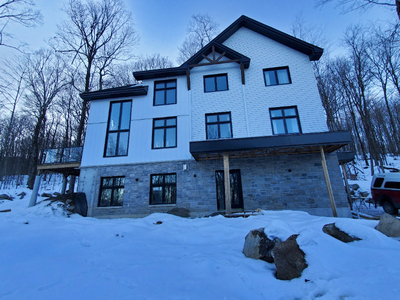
[
  {"left": 213, "top": 15, "right": 323, "bottom": 61},
  {"left": 133, "top": 15, "right": 323, "bottom": 81}
]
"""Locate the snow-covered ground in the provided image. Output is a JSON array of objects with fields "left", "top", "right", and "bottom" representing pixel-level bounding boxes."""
[{"left": 1, "top": 157, "right": 400, "bottom": 300}]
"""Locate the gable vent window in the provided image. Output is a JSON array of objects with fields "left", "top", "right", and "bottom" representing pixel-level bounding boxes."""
[
  {"left": 104, "top": 101, "right": 131, "bottom": 157},
  {"left": 263, "top": 67, "right": 291, "bottom": 86},
  {"left": 270, "top": 106, "right": 301, "bottom": 135},
  {"left": 154, "top": 80, "right": 177, "bottom": 106},
  {"left": 204, "top": 74, "right": 228, "bottom": 92}
]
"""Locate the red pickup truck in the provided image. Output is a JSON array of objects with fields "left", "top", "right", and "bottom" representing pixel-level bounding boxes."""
[{"left": 371, "top": 173, "right": 400, "bottom": 215}]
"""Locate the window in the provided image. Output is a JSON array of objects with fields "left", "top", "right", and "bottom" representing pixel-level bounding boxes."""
[
  {"left": 150, "top": 173, "right": 176, "bottom": 205},
  {"left": 206, "top": 113, "right": 232, "bottom": 139},
  {"left": 270, "top": 107, "right": 301, "bottom": 135},
  {"left": 154, "top": 80, "right": 176, "bottom": 105},
  {"left": 384, "top": 181, "right": 400, "bottom": 189},
  {"left": 104, "top": 101, "right": 131, "bottom": 157},
  {"left": 204, "top": 74, "right": 228, "bottom": 92},
  {"left": 152, "top": 117, "right": 177, "bottom": 149},
  {"left": 373, "top": 178, "right": 384, "bottom": 188},
  {"left": 98, "top": 176, "right": 125, "bottom": 207},
  {"left": 263, "top": 67, "right": 291, "bottom": 86}
]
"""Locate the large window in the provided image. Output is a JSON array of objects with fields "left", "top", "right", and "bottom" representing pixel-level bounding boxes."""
[
  {"left": 152, "top": 117, "right": 177, "bottom": 149},
  {"left": 204, "top": 74, "right": 228, "bottom": 92},
  {"left": 98, "top": 176, "right": 125, "bottom": 207},
  {"left": 104, "top": 101, "right": 131, "bottom": 157},
  {"left": 150, "top": 173, "right": 177, "bottom": 205},
  {"left": 206, "top": 112, "right": 232, "bottom": 139},
  {"left": 270, "top": 107, "right": 301, "bottom": 135},
  {"left": 263, "top": 67, "right": 291, "bottom": 86},
  {"left": 154, "top": 80, "right": 177, "bottom": 106}
]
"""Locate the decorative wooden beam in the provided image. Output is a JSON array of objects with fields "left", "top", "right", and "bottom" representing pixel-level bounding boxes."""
[
  {"left": 320, "top": 146, "right": 338, "bottom": 217},
  {"left": 189, "top": 59, "right": 240, "bottom": 68},
  {"left": 223, "top": 152, "right": 232, "bottom": 215}
]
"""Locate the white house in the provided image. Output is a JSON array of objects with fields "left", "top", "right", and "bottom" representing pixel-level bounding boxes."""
[{"left": 78, "top": 15, "right": 352, "bottom": 218}]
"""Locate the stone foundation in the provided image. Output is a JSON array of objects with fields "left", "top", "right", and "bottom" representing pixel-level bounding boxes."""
[{"left": 78, "top": 152, "right": 350, "bottom": 218}]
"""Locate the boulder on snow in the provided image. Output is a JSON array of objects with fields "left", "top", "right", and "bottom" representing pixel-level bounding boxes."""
[
  {"left": 17, "top": 192, "right": 26, "bottom": 199},
  {"left": 243, "top": 228, "right": 281, "bottom": 263},
  {"left": 272, "top": 234, "right": 307, "bottom": 280},
  {"left": 350, "top": 184, "right": 360, "bottom": 191},
  {"left": 41, "top": 192, "right": 53, "bottom": 198},
  {"left": 360, "top": 191, "right": 369, "bottom": 197},
  {"left": 0, "top": 194, "right": 13, "bottom": 200},
  {"left": 376, "top": 213, "right": 400, "bottom": 237},
  {"left": 322, "top": 223, "right": 361, "bottom": 243},
  {"left": 167, "top": 207, "right": 190, "bottom": 218}
]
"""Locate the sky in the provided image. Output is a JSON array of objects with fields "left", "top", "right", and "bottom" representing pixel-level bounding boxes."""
[{"left": 1, "top": 0, "right": 396, "bottom": 65}]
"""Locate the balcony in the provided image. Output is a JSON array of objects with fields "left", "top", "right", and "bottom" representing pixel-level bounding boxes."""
[{"left": 38, "top": 147, "right": 82, "bottom": 175}]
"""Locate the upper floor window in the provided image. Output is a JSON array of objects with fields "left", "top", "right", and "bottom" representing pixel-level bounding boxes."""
[
  {"left": 104, "top": 101, "right": 131, "bottom": 157},
  {"left": 204, "top": 74, "right": 228, "bottom": 92},
  {"left": 270, "top": 106, "right": 301, "bottom": 135},
  {"left": 98, "top": 176, "right": 125, "bottom": 207},
  {"left": 206, "top": 112, "right": 232, "bottom": 139},
  {"left": 152, "top": 117, "right": 177, "bottom": 149},
  {"left": 150, "top": 173, "right": 176, "bottom": 205},
  {"left": 263, "top": 67, "right": 291, "bottom": 86},
  {"left": 154, "top": 80, "right": 176, "bottom": 106}
]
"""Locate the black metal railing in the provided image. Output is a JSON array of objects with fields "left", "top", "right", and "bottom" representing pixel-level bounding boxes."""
[{"left": 40, "top": 147, "right": 83, "bottom": 165}]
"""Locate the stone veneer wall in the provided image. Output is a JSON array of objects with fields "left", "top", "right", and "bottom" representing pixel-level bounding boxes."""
[{"left": 78, "top": 152, "right": 350, "bottom": 218}]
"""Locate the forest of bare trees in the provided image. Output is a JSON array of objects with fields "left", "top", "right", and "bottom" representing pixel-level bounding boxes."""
[{"left": 0, "top": 0, "right": 399, "bottom": 188}]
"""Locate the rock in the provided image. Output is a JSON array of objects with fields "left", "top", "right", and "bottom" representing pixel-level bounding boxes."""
[
  {"left": 243, "top": 228, "right": 281, "bottom": 263},
  {"left": 74, "top": 193, "right": 88, "bottom": 217},
  {"left": 376, "top": 213, "right": 400, "bottom": 237},
  {"left": 272, "top": 234, "right": 308, "bottom": 280},
  {"left": 350, "top": 184, "right": 360, "bottom": 191},
  {"left": 0, "top": 194, "right": 13, "bottom": 200},
  {"left": 17, "top": 192, "right": 26, "bottom": 199},
  {"left": 66, "top": 205, "right": 75, "bottom": 212},
  {"left": 41, "top": 193, "right": 53, "bottom": 198},
  {"left": 53, "top": 192, "right": 61, "bottom": 196},
  {"left": 360, "top": 191, "right": 369, "bottom": 197},
  {"left": 167, "top": 207, "right": 190, "bottom": 218},
  {"left": 322, "top": 223, "right": 361, "bottom": 243}
]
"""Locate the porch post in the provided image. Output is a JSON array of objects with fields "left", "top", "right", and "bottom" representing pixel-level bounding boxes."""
[
  {"left": 28, "top": 173, "right": 42, "bottom": 207},
  {"left": 223, "top": 152, "right": 232, "bottom": 215},
  {"left": 320, "top": 146, "right": 338, "bottom": 217}
]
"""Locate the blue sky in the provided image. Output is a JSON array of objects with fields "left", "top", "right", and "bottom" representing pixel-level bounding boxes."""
[{"left": 2, "top": 0, "right": 395, "bottom": 64}]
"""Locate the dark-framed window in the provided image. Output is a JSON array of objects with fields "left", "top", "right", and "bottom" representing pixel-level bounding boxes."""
[
  {"left": 150, "top": 173, "right": 176, "bottom": 205},
  {"left": 104, "top": 101, "right": 131, "bottom": 157},
  {"left": 204, "top": 74, "right": 228, "bottom": 92},
  {"left": 263, "top": 67, "right": 291, "bottom": 86},
  {"left": 154, "top": 80, "right": 177, "bottom": 106},
  {"left": 270, "top": 106, "right": 301, "bottom": 135},
  {"left": 206, "top": 112, "right": 232, "bottom": 139},
  {"left": 152, "top": 117, "right": 177, "bottom": 149},
  {"left": 98, "top": 176, "right": 125, "bottom": 207}
]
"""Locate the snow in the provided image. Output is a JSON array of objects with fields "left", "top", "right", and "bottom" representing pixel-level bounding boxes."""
[{"left": 1, "top": 158, "right": 400, "bottom": 300}]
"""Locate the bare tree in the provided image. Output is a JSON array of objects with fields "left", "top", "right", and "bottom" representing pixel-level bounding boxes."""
[
  {"left": 316, "top": 0, "right": 400, "bottom": 19},
  {"left": 177, "top": 14, "right": 219, "bottom": 64},
  {"left": 22, "top": 48, "right": 68, "bottom": 188},
  {"left": 0, "top": 0, "right": 42, "bottom": 50},
  {"left": 55, "top": 0, "right": 138, "bottom": 147}
]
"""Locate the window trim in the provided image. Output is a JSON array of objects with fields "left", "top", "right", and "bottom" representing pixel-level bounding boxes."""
[
  {"left": 204, "top": 73, "right": 229, "bottom": 93},
  {"left": 205, "top": 112, "right": 233, "bottom": 140},
  {"left": 98, "top": 176, "right": 125, "bottom": 207},
  {"left": 149, "top": 173, "right": 177, "bottom": 205},
  {"left": 269, "top": 106, "right": 302, "bottom": 135},
  {"left": 104, "top": 100, "right": 132, "bottom": 157},
  {"left": 153, "top": 79, "right": 177, "bottom": 106},
  {"left": 263, "top": 66, "right": 291, "bottom": 86},
  {"left": 152, "top": 116, "right": 177, "bottom": 149}
]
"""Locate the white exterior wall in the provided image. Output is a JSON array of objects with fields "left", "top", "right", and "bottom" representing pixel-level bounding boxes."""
[
  {"left": 223, "top": 27, "right": 327, "bottom": 136},
  {"left": 80, "top": 77, "right": 192, "bottom": 168}
]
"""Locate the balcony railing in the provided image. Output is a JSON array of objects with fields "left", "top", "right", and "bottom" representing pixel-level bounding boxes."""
[{"left": 40, "top": 147, "right": 83, "bottom": 165}]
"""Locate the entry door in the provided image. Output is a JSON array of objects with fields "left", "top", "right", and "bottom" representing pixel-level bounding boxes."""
[{"left": 215, "top": 169, "right": 244, "bottom": 210}]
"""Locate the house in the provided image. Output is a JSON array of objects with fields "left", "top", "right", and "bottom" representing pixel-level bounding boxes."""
[{"left": 78, "top": 15, "right": 352, "bottom": 218}]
